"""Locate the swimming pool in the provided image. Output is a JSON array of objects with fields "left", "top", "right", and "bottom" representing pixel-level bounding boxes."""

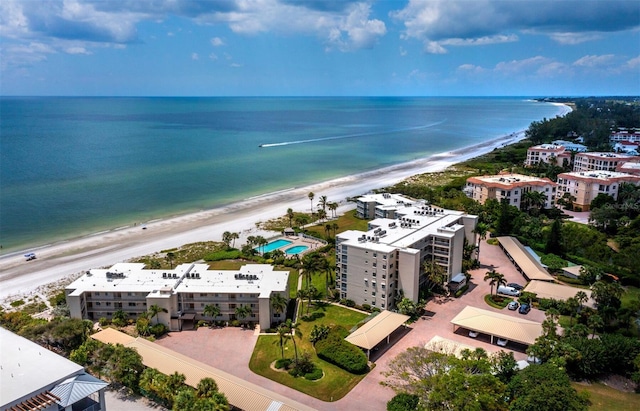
[
  {"left": 257, "top": 239, "right": 292, "bottom": 253},
  {"left": 285, "top": 245, "right": 309, "bottom": 255}
]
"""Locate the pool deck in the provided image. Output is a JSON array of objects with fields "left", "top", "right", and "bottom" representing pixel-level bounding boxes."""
[{"left": 274, "top": 235, "right": 324, "bottom": 256}]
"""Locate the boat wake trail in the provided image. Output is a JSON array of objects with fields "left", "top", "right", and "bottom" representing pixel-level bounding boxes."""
[{"left": 258, "top": 120, "right": 446, "bottom": 148}]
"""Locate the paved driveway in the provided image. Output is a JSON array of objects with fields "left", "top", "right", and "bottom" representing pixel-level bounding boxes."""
[{"left": 155, "top": 240, "right": 545, "bottom": 411}]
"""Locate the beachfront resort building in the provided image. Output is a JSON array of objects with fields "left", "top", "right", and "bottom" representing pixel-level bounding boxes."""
[
  {"left": 551, "top": 140, "right": 588, "bottom": 152},
  {"left": 336, "top": 194, "right": 477, "bottom": 308},
  {"left": 616, "top": 161, "right": 640, "bottom": 176},
  {"left": 464, "top": 173, "right": 557, "bottom": 210},
  {"left": 525, "top": 144, "right": 572, "bottom": 167},
  {"left": 572, "top": 152, "right": 640, "bottom": 173},
  {"left": 1, "top": 327, "right": 108, "bottom": 411},
  {"left": 556, "top": 171, "right": 640, "bottom": 211},
  {"left": 65, "top": 263, "right": 289, "bottom": 331}
]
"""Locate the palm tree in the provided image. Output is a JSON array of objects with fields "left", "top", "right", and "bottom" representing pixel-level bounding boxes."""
[
  {"left": 203, "top": 304, "right": 221, "bottom": 326},
  {"left": 332, "top": 222, "right": 339, "bottom": 237},
  {"left": 306, "top": 284, "right": 318, "bottom": 314},
  {"left": 148, "top": 304, "right": 167, "bottom": 325},
  {"left": 588, "top": 314, "right": 603, "bottom": 338},
  {"left": 483, "top": 270, "right": 499, "bottom": 296},
  {"left": 222, "top": 231, "right": 232, "bottom": 248},
  {"left": 254, "top": 236, "right": 267, "bottom": 254},
  {"left": 235, "top": 305, "right": 252, "bottom": 324},
  {"left": 196, "top": 377, "right": 219, "bottom": 398},
  {"left": 308, "top": 192, "right": 315, "bottom": 215},
  {"left": 230, "top": 232, "right": 239, "bottom": 248},
  {"left": 277, "top": 323, "right": 289, "bottom": 359},
  {"left": 575, "top": 290, "right": 589, "bottom": 310},
  {"left": 494, "top": 272, "right": 507, "bottom": 296},
  {"left": 166, "top": 251, "right": 175, "bottom": 269},
  {"left": 523, "top": 191, "right": 547, "bottom": 215},
  {"left": 295, "top": 214, "right": 309, "bottom": 234},
  {"left": 316, "top": 208, "right": 327, "bottom": 222},
  {"left": 270, "top": 293, "right": 288, "bottom": 322},
  {"left": 285, "top": 319, "right": 300, "bottom": 362},
  {"left": 565, "top": 297, "right": 580, "bottom": 327},
  {"left": 473, "top": 222, "right": 489, "bottom": 259},
  {"left": 318, "top": 195, "right": 327, "bottom": 214},
  {"left": 286, "top": 208, "right": 295, "bottom": 227},
  {"left": 325, "top": 223, "right": 332, "bottom": 238},
  {"left": 271, "top": 249, "right": 285, "bottom": 262},
  {"left": 328, "top": 202, "right": 338, "bottom": 219}
]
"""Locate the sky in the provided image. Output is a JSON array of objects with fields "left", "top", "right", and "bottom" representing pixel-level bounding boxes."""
[{"left": 1, "top": 0, "right": 639, "bottom": 96}]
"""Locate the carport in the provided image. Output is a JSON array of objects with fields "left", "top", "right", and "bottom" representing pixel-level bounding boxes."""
[
  {"left": 450, "top": 306, "right": 543, "bottom": 346},
  {"left": 497, "top": 236, "right": 555, "bottom": 282},
  {"left": 523, "top": 280, "right": 596, "bottom": 308},
  {"left": 345, "top": 310, "right": 410, "bottom": 360}
]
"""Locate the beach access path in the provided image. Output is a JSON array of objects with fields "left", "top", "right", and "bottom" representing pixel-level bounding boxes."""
[{"left": 0, "top": 131, "right": 530, "bottom": 302}]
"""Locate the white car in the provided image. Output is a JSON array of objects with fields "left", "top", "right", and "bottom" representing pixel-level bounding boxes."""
[
  {"left": 497, "top": 338, "right": 508, "bottom": 347},
  {"left": 468, "top": 330, "right": 479, "bottom": 338}
]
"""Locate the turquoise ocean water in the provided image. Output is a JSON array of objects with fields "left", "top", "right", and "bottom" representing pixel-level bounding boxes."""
[{"left": 0, "top": 97, "right": 563, "bottom": 253}]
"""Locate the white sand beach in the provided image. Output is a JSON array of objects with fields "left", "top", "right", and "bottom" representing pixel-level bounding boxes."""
[{"left": 0, "top": 105, "right": 570, "bottom": 303}]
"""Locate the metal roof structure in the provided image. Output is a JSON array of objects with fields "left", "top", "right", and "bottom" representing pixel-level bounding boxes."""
[
  {"left": 523, "top": 280, "right": 595, "bottom": 308},
  {"left": 497, "top": 236, "right": 555, "bottom": 282},
  {"left": 92, "top": 329, "right": 316, "bottom": 411},
  {"left": 50, "top": 373, "right": 108, "bottom": 407},
  {"left": 450, "top": 306, "right": 543, "bottom": 346},
  {"left": 345, "top": 310, "right": 409, "bottom": 351}
]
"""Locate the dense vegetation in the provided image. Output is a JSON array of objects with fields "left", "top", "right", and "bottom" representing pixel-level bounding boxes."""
[{"left": 315, "top": 325, "right": 369, "bottom": 374}]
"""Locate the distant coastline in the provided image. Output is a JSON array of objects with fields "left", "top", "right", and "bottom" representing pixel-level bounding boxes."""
[
  {"left": 0, "top": 100, "right": 572, "bottom": 301},
  {"left": 0, "top": 97, "right": 566, "bottom": 254}
]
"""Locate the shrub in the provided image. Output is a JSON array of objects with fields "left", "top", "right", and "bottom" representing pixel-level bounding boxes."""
[
  {"left": 315, "top": 327, "right": 368, "bottom": 374},
  {"left": 300, "top": 312, "right": 325, "bottom": 322},
  {"left": 387, "top": 393, "right": 420, "bottom": 411},
  {"left": 150, "top": 323, "right": 168, "bottom": 337},
  {"left": 304, "top": 367, "right": 323, "bottom": 381},
  {"left": 203, "top": 249, "right": 242, "bottom": 261},
  {"left": 339, "top": 299, "right": 356, "bottom": 307},
  {"left": 275, "top": 358, "right": 292, "bottom": 369},
  {"left": 98, "top": 317, "right": 110, "bottom": 326},
  {"left": 454, "top": 284, "right": 469, "bottom": 298},
  {"left": 10, "top": 299, "right": 25, "bottom": 307},
  {"left": 361, "top": 304, "right": 372, "bottom": 312},
  {"left": 230, "top": 320, "right": 240, "bottom": 327}
]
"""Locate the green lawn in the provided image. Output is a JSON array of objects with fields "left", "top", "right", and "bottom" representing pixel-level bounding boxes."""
[
  {"left": 621, "top": 286, "right": 640, "bottom": 311},
  {"left": 572, "top": 382, "right": 640, "bottom": 411},
  {"left": 249, "top": 303, "right": 369, "bottom": 401},
  {"left": 305, "top": 209, "right": 368, "bottom": 239}
]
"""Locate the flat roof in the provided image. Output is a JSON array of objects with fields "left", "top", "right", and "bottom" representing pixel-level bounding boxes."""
[
  {"left": 497, "top": 237, "right": 555, "bottom": 282},
  {"left": 345, "top": 310, "right": 410, "bottom": 350},
  {"left": 91, "top": 329, "right": 316, "bottom": 411},
  {"left": 559, "top": 171, "right": 639, "bottom": 181},
  {"left": 1, "top": 327, "right": 84, "bottom": 407},
  {"left": 523, "top": 281, "right": 595, "bottom": 308},
  {"left": 450, "top": 306, "right": 543, "bottom": 346},
  {"left": 67, "top": 263, "right": 288, "bottom": 298}
]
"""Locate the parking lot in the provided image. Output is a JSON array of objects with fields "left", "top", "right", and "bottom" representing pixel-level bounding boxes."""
[{"left": 154, "top": 239, "right": 546, "bottom": 411}]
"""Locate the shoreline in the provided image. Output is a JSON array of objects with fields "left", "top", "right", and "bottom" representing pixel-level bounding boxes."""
[{"left": 0, "top": 103, "right": 571, "bottom": 302}]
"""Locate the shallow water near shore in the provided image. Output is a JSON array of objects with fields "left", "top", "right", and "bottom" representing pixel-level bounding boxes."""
[{"left": 0, "top": 97, "right": 563, "bottom": 252}]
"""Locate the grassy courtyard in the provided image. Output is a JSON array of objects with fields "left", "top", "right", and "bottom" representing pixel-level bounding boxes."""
[
  {"left": 249, "top": 302, "right": 369, "bottom": 401},
  {"left": 572, "top": 382, "right": 640, "bottom": 411}
]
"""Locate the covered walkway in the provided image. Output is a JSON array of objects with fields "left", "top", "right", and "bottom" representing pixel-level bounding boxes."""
[
  {"left": 345, "top": 310, "right": 410, "bottom": 360},
  {"left": 497, "top": 236, "right": 554, "bottom": 282},
  {"left": 92, "top": 328, "right": 316, "bottom": 411}
]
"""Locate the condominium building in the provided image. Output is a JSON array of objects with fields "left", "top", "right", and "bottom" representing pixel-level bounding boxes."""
[
  {"left": 464, "top": 173, "right": 557, "bottom": 210},
  {"left": 573, "top": 152, "right": 640, "bottom": 172},
  {"left": 356, "top": 192, "right": 414, "bottom": 220},
  {"left": 556, "top": 171, "right": 640, "bottom": 211},
  {"left": 336, "top": 194, "right": 477, "bottom": 308},
  {"left": 525, "top": 144, "right": 571, "bottom": 167},
  {"left": 616, "top": 161, "right": 640, "bottom": 176},
  {"left": 66, "top": 263, "right": 289, "bottom": 330},
  {"left": 610, "top": 129, "right": 640, "bottom": 143}
]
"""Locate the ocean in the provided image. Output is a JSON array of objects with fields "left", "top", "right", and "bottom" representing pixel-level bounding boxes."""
[{"left": 0, "top": 97, "right": 563, "bottom": 253}]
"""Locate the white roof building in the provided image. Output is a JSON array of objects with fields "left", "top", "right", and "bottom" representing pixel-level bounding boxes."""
[
  {"left": 0, "top": 327, "right": 108, "bottom": 411},
  {"left": 66, "top": 263, "right": 289, "bottom": 330},
  {"left": 573, "top": 152, "right": 640, "bottom": 173},
  {"left": 337, "top": 194, "right": 477, "bottom": 308},
  {"left": 551, "top": 140, "right": 588, "bottom": 152}
]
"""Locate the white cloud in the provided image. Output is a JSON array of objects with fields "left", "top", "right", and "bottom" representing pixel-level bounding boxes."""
[
  {"left": 65, "top": 46, "right": 91, "bottom": 55},
  {"left": 230, "top": 62, "right": 243, "bottom": 68},
  {"left": 425, "top": 41, "right": 447, "bottom": 54},
  {"left": 399, "top": 46, "right": 407, "bottom": 56},
  {"left": 209, "top": 53, "right": 218, "bottom": 60},
  {"left": 573, "top": 54, "right": 615, "bottom": 68},
  {"left": 495, "top": 56, "right": 550, "bottom": 74},
  {"left": 457, "top": 64, "right": 485, "bottom": 74},
  {"left": 191, "top": 52, "right": 199, "bottom": 60},
  {"left": 549, "top": 32, "right": 601, "bottom": 45},
  {"left": 626, "top": 55, "right": 640, "bottom": 70},
  {"left": 210, "top": 37, "right": 224, "bottom": 47}
]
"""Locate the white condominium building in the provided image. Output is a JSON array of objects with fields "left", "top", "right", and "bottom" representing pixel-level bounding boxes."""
[
  {"left": 610, "top": 130, "right": 640, "bottom": 143},
  {"left": 356, "top": 192, "right": 416, "bottom": 220},
  {"left": 464, "top": 173, "right": 557, "bottom": 210},
  {"left": 556, "top": 171, "right": 640, "bottom": 211},
  {"left": 525, "top": 144, "right": 572, "bottom": 167},
  {"left": 66, "top": 263, "right": 289, "bottom": 331},
  {"left": 337, "top": 194, "right": 477, "bottom": 308},
  {"left": 573, "top": 152, "right": 640, "bottom": 172}
]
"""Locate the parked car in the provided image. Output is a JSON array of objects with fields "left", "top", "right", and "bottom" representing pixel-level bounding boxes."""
[
  {"left": 469, "top": 330, "right": 479, "bottom": 338},
  {"left": 507, "top": 283, "right": 524, "bottom": 290},
  {"left": 519, "top": 303, "right": 531, "bottom": 314},
  {"left": 497, "top": 338, "right": 508, "bottom": 347},
  {"left": 507, "top": 301, "right": 520, "bottom": 310}
]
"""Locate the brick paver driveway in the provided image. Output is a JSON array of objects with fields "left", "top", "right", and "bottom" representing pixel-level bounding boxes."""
[{"left": 155, "top": 240, "right": 546, "bottom": 411}]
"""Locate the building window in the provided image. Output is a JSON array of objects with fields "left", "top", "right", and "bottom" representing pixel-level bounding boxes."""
[{"left": 128, "top": 302, "right": 136, "bottom": 307}]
